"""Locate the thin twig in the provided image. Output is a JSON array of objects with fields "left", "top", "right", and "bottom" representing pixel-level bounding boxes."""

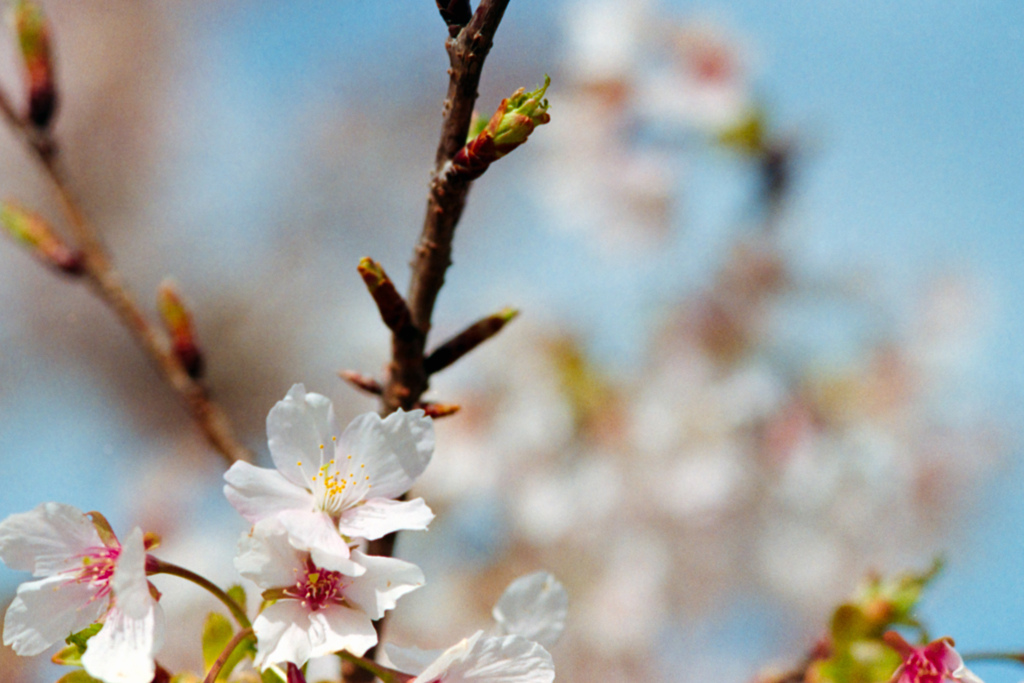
[
  {"left": 0, "top": 86, "right": 251, "bottom": 465},
  {"left": 202, "top": 627, "right": 254, "bottom": 683},
  {"left": 348, "top": 5, "right": 512, "bottom": 681},
  {"left": 381, "top": 0, "right": 511, "bottom": 414},
  {"left": 148, "top": 558, "right": 252, "bottom": 630},
  {"left": 423, "top": 307, "right": 518, "bottom": 375}
]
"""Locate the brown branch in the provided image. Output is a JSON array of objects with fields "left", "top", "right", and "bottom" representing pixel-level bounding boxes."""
[
  {"left": 424, "top": 307, "right": 517, "bottom": 375},
  {"left": 358, "top": 257, "right": 417, "bottom": 341},
  {"left": 0, "top": 86, "right": 251, "bottom": 465},
  {"left": 381, "top": 0, "right": 511, "bottom": 415},
  {"left": 202, "top": 627, "right": 253, "bottom": 683},
  {"left": 339, "top": 370, "right": 384, "bottom": 396},
  {"left": 435, "top": 0, "right": 473, "bottom": 35},
  {"left": 344, "top": 4, "right": 513, "bottom": 682}
]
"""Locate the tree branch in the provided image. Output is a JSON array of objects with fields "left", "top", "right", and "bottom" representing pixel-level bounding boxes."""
[
  {"left": 381, "top": 0, "right": 511, "bottom": 414},
  {"left": 0, "top": 86, "right": 251, "bottom": 465}
]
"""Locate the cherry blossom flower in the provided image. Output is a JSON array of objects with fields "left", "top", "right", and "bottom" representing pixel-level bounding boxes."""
[
  {"left": 884, "top": 632, "right": 984, "bottom": 683},
  {"left": 224, "top": 384, "right": 434, "bottom": 573},
  {"left": 236, "top": 519, "right": 424, "bottom": 670},
  {"left": 385, "top": 572, "right": 566, "bottom": 679},
  {"left": 0, "top": 502, "right": 164, "bottom": 683},
  {"left": 392, "top": 632, "right": 555, "bottom": 683},
  {"left": 491, "top": 572, "right": 568, "bottom": 649}
]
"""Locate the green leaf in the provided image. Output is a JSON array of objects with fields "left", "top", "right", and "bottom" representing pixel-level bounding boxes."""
[
  {"left": 65, "top": 623, "right": 102, "bottom": 651},
  {"left": 202, "top": 612, "right": 234, "bottom": 669},
  {"left": 170, "top": 674, "right": 202, "bottom": 683},
  {"left": 56, "top": 671, "right": 104, "bottom": 683},
  {"left": 51, "top": 643, "right": 84, "bottom": 666},
  {"left": 201, "top": 611, "right": 254, "bottom": 681},
  {"left": 227, "top": 584, "right": 247, "bottom": 611},
  {"left": 262, "top": 667, "right": 288, "bottom": 683}
]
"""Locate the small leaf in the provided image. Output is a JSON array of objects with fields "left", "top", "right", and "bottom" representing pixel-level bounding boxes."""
[
  {"left": 227, "top": 584, "right": 247, "bottom": 611},
  {"left": 202, "top": 612, "right": 233, "bottom": 669},
  {"left": 56, "top": 671, "right": 104, "bottom": 683},
  {"left": 170, "top": 675, "right": 203, "bottom": 683},
  {"left": 263, "top": 668, "right": 288, "bottom": 683},
  {"left": 65, "top": 623, "right": 102, "bottom": 651},
  {"left": 52, "top": 643, "right": 83, "bottom": 666}
]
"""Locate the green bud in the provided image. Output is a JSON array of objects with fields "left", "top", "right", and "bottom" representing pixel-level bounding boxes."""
[{"left": 487, "top": 75, "right": 551, "bottom": 155}]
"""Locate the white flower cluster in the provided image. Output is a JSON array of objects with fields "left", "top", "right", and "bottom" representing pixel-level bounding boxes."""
[{"left": 0, "top": 384, "right": 565, "bottom": 683}]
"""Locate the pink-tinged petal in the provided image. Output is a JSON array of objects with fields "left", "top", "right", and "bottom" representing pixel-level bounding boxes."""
[
  {"left": 492, "top": 572, "right": 568, "bottom": 649},
  {"left": 923, "top": 638, "right": 964, "bottom": 674},
  {"left": 310, "top": 604, "right": 377, "bottom": 658},
  {"left": 338, "top": 410, "right": 434, "bottom": 499},
  {"left": 413, "top": 633, "right": 555, "bottom": 683},
  {"left": 81, "top": 603, "right": 164, "bottom": 683},
  {"left": 2, "top": 574, "right": 104, "bottom": 656},
  {"left": 253, "top": 601, "right": 316, "bottom": 669},
  {"left": 345, "top": 551, "right": 425, "bottom": 620},
  {"left": 267, "top": 384, "right": 341, "bottom": 486},
  {"left": 954, "top": 665, "right": 986, "bottom": 683},
  {"left": 336, "top": 498, "right": 434, "bottom": 541},
  {"left": 111, "top": 528, "right": 151, "bottom": 620},
  {"left": 276, "top": 509, "right": 364, "bottom": 576},
  {"left": 235, "top": 520, "right": 305, "bottom": 588},
  {"left": 0, "top": 502, "right": 102, "bottom": 576},
  {"left": 383, "top": 643, "right": 444, "bottom": 676},
  {"left": 224, "top": 462, "right": 314, "bottom": 524},
  {"left": 414, "top": 632, "right": 485, "bottom": 683}
]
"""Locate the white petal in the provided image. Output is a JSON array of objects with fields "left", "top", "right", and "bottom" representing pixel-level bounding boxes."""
[
  {"left": 492, "top": 572, "right": 568, "bottom": 649},
  {"left": 267, "top": 384, "right": 341, "bottom": 486},
  {"left": 82, "top": 603, "right": 164, "bottom": 683},
  {"left": 309, "top": 604, "right": 377, "bottom": 658},
  {"left": 253, "top": 600, "right": 378, "bottom": 670},
  {"left": 252, "top": 601, "right": 314, "bottom": 669},
  {"left": 336, "top": 498, "right": 435, "bottom": 541},
  {"left": 2, "top": 574, "right": 105, "bottom": 656},
  {"left": 955, "top": 665, "right": 986, "bottom": 683},
  {"left": 223, "top": 462, "right": 315, "bottom": 524},
  {"left": 111, "top": 529, "right": 151, "bottom": 621},
  {"left": 277, "top": 510, "right": 364, "bottom": 576},
  {"left": 414, "top": 634, "right": 555, "bottom": 683},
  {"left": 0, "top": 502, "right": 102, "bottom": 576},
  {"left": 344, "top": 551, "right": 425, "bottom": 620},
  {"left": 382, "top": 643, "right": 444, "bottom": 676},
  {"left": 235, "top": 521, "right": 305, "bottom": 589},
  {"left": 338, "top": 410, "right": 434, "bottom": 499}
]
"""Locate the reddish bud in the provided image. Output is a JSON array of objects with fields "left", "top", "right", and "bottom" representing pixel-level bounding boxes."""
[
  {"left": 12, "top": 0, "right": 57, "bottom": 128},
  {"left": 157, "top": 279, "right": 204, "bottom": 378},
  {"left": 447, "top": 76, "right": 551, "bottom": 181},
  {"left": 419, "top": 402, "right": 462, "bottom": 418},
  {"left": 0, "top": 202, "right": 82, "bottom": 274},
  {"left": 286, "top": 663, "right": 308, "bottom": 683}
]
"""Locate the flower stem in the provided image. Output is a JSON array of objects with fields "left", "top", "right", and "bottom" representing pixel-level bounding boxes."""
[
  {"left": 202, "top": 626, "right": 254, "bottom": 683},
  {"left": 148, "top": 558, "right": 252, "bottom": 630},
  {"left": 338, "top": 650, "right": 410, "bottom": 683}
]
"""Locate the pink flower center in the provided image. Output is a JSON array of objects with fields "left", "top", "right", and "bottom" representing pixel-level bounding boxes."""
[
  {"left": 904, "top": 649, "right": 956, "bottom": 683},
  {"left": 67, "top": 544, "right": 122, "bottom": 601},
  {"left": 283, "top": 557, "right": 347, "bottom": 611}
]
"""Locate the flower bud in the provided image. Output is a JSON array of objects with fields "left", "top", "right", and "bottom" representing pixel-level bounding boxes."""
[
  {"left": 12, "top": 0, "right": 57, "bottom": 128},
  {"left": 0, "top": 201, "right": 82, "bottom": 274},
  {"left": 447, "top": 76, "right": 551, "bottom": 181},
  {"left": 486, "top": 75, "right": 551, "bottom": 157},
  {"left": 157, "top": 278, "right": 204, "bottom": 378}
]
